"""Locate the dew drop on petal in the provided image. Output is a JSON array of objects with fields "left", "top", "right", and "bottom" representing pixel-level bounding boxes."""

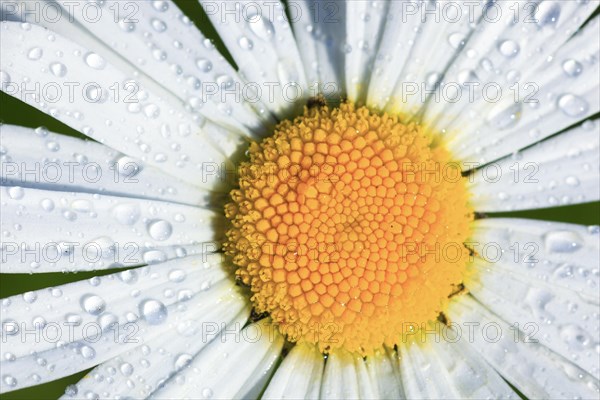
[
  {"left": 238, "top": 36, "right": 254, "bottom": 50},
  {"left": 247, "top": 13, "right": 274, "bottom": 40},
  {"left": 112, "top": 203, "right": 141, "bottom": 225},
  {"left": 49, "top": 62, "right": 68, "bottom": 77},
  {"left": 80, "top": 294, "right": 107, "bottom": 315},
  {"left": 557, "top": 94, "right": 588, "bottom": 117},
  {"left": 7, "top": 186, "right": 24, "bottom": 200},
  {"left": 497, "top": 40, "right": 520, "bottom": 58},
  {"left": 84, "top": 52, "right": 106, "bottom": 70},
  {"left": 139, "top": 299, "right": 168, "bottom": 325},
  {"left": 562, "top": 59, "right": 583, "bottom": 77},
  {"left": 174, "top": 353, "right": 192, "bottom": 369},
  {"left": 195, "top": 58, "right": 213, "bottom": 73},
  {"left": 544, "top": 230, "right": 584, "bottom": 253},
  {"left": 27, "top": 47, "right": 43, "bottom": 60},
  {"left": 147, "top": 219, "right": 173, "bottom": 241}
]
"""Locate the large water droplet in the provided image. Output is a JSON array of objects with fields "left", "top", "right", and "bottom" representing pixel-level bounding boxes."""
[
  {"left": 80, "top": 345, "right": 96, "bottom": 359},
  {"left": 557, "top": 94, "right": 588, "bottom": 117},
  {"left": 151, "top": 18, "right": 167, "bottom": 32},
  {"left": 195, "top": 58, "right": 212, "bottom": 73},
  {"left": 536, "top": 1, "right": 561, "bottom": 29},
  {"left": 112, "top": 203, "right": 141, "bottom": 225},
  {"left": 544, "top": 230, "right": 583, "bottom": 253},
  {"left": 147, "top": 219, "right": 173, "bottom": 241},
  {"left": 247, "top": 13, "right": 274, "bottom": 40},
  {"left": 7, "top": 186, "right": 24, "bottom": 200},
  {"left": 152, "top": 0, "right": 169, "bottom": 12},
  {"left": 497, "top": 40, "right": 520, "bottom": 58},
  {"left": 84, "top": 52, "right": 106, "bottom": 70},
  {"left": 49, "top": 62, "right": 67, "bottom": 77},
  {"left": 486, "top": 102, "right": 522, "bottom": 130},
  {"left": 168, "top": 269, "right": 186, "bottom": 283},
  {"left": 27, "top": 47, "right": 43, "bottom": 60},
  {"left": 238, "top": 36, "right": 254, "bottom": 50},
  {"left": 174, "top": 353, "right": 192, "bottom": 369},
  {"left": 562, "top": 59, "right": 583, "bottom": 77},
  {"left": 447, "top": 32, "right": 466, "bottom": 49},
  {"left": 80, "top": 294, "right": 106, "bottom": 315},
  {"left": 139, "top": 299, "right": 168, "bottom": 325}
]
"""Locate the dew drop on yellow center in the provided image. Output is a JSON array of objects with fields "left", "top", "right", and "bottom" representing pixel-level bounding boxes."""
[{"left": 225, "top": 103, "right": 473, "bottom": 354}]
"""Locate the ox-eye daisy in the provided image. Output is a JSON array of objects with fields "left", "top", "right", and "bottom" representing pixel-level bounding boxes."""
[{"left": 0, "top": 0, "right": 599, "bottom": 399}]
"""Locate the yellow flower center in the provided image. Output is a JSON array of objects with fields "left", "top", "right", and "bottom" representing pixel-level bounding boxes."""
[{"left": 225, "top": 103, "right": 473, "bottom": 354}]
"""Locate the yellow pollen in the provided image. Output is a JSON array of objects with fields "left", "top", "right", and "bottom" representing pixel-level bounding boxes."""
[{"left": 225, "top": 103, "right": 473, "bottom": 354}]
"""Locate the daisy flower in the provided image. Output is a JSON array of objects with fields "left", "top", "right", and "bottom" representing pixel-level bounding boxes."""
[{"left": 1, "top": 0, "right": 599, "bottom": 399}]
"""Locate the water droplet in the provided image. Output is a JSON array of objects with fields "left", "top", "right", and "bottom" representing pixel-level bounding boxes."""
[
  {"left": 174, "top": 353, "right": 192, "bottom": 369},
  {"left": 247, "top": 13, "right": 274, "bottom": 40},
  {"left": 544, "top": 230, "right": 584, "bottom": 253},
  {"left": 168, "top": 269, "right": 186, "bottom": 283},
  {"left": 447, "top": 32, "right": 466, "bottom": 49},
  {"left": 143, "top": 250, "right": 167, "bottom": 264},
  {"left": 486, "top": 102, "right": 522, "bottom": 130},
  {"left": 536, "top": 1, "right": 561, "bottom": 29},
  {"left": 80, "top": 345, "right": 96, "bottom": 359},
  {"left": 238, "top": 36, "right": 254, "bottom": 50},
  {"left": 120, "top": 362, "right": 134, "bottom": 376},
  {"left": 23, "top": 291, "right": 37, "bottom": 303},
  {"left": 497, "top": 40, "right": 520, "bottom": 58},
  {"left": 202, "top": 388, "right": 213, "bottom": 399},
  {"left": 143, "top": 103, "right": 160, "bottom": 119},
  {"left": 147, "top": 219, "right": 173, "bottom": 241},
  {"left": 565, "top": 176, "right": 580, "bottom": 187},
  {"left": 112, "top": 203, "right": 141, "bottom": 225},
  {"left": 118, "top": 19, "right": 136, "bottom": 32},
  {"left": 118, "top": 269, "right": 138, "bottom": 284},
  {"left": 139, "top": 299, "right": 168, "bottom": 325},
  {"left": 84, "top": 52, "right": 106, "bottom": 70},
  {"left": 151, "top": 18, "right": 167, "bottom": 32},
  {"left": 27, "top": 47, "right": 43, "bottom": 60},
  {"left": 80, "top": 294, "right": 106, "bottom": 315},
  {"left": 562, "top": 59, "right": 583, "bottom": 77},
  {"left": 114, "top": 156, "right": 142, "bottom": 177},
  {"left": 152, "top": 0, "right": 169, "bottom": 12},
  {"left": 195, "top": 58, "right": 213, "bottom": 73},
  {"left": 3, "top": 375, "right": 17, "bottom": 387},
  {"left": 557, "top": 94, "right": 588, "bottom": 117},
  {"left": 45, "top": 140, "right": 60, "bottom": 152},
  {"left": 0, "top": 70, "right": 11, "bottom": 90},
  {"left": 71, "top": 199, "right": 92, "bottom": 213},
  {"left": 7, "top": 186, "right": 24, "bottom": 200},
  {"left": 49, "top": 62, "right": 68, "bottom": 77}
]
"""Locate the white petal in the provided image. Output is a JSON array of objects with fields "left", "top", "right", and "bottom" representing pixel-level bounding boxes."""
[
  {"left": 289, "top": 0, "right": 346, "bottom": 98},
  {"left": 0, "top": 21, "right": 238, "bottom": 188},
  {"left": 401, "top": 324, "right": 517, "bottom": 399},
  {"left": 344, "top": 0, "right": 388, "bottom": 104},
  {"left": 262, "top": 343, "right": 324, "bottom": 400},
  {"left": 4, "top": 0, "right": 271, "bottom": 135},
  {"left": 466, "top": 258, "right": 600, "bottom": 379},
  {"left": 0, "top": 186, "right": 220, "bottom": 272},
  {"left": 435, "top": 12, "right": 599, "bottom": 166},
  {"left": 365, "top": 348, "right": 405, "bottom": 399},
  {"left": 0, "top": 124, "right": 214, "bottom": 205},
  {"left": 150, "top": 318, "right": 284, "bottom": 399},
  {"left": 367, "top": 0, "right": 488, "bottom": 113},
  {"left": 449, "top": 295, "right": 600, "bottom": 399},
  {"left": 398, "top": 339, "right": 450, "bottom": 399},
  {"left": 320, "top": 348, "right": 376, "bottom": 399},
  {"left": 199, "top": 0, "right": 308, "bottom": 119},
  {"left": 470, "top": 218, "right": 599, "bottom": 303},
  {"left": 469, "top": 119, "right": 599, "bottom": 211},
  {"left": 62, "top": 295, "right": 250, "bottom": 399},
  {"left": 0, "top": 254, "right": 236, "bottom": 393}
]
